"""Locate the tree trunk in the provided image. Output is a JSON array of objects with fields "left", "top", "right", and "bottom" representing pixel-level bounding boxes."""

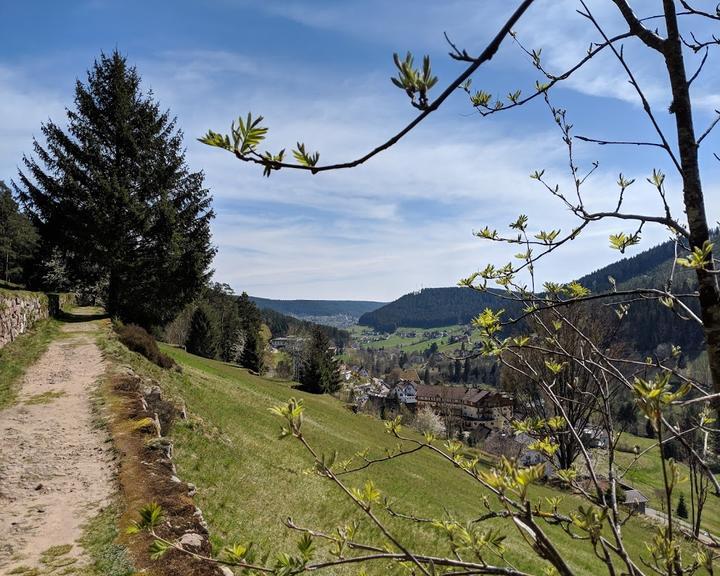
[{"left": 663, "top": 0, "right": 720, "bottom": 412}]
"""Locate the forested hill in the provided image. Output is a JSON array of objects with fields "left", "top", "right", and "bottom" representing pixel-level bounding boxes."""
[
  {"left": 250, "top": 297, "right": 385, "bottom": 318},
  {"left": 260, "top": 307, "right": 350, "bottom": 347},
  {"left": 358, "top": 287, "right": 521, "bottom": 332},
  {"left": 358, "top": 238, "right": 705, "bottom": 356},
  {"left": 576, "top": 238, "right": 679, "bottom": 292}
]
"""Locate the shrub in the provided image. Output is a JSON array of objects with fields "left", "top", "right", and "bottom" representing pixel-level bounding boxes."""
[
  {"left": 116, "top": 324, "right": 175, "bottom": 369},
  {"left": 412, "top": 406, "right": 446, "bottom": 438}
]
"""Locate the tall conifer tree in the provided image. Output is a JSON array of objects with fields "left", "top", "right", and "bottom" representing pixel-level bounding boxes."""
[
  {"left": 236, "top": 291, "right": 265, "bottom": 373},
  {"left": 186, "top": 303, "right": 220, "bottom": 359},
  {"left": 298, "top": 326, "right": 341, "bottom": 394},
  {"left": 15, "top": 51, "right": 215, "bottom": 326},
  {"left": 0, "top": 181, "right": 38, "bottom": 284}
]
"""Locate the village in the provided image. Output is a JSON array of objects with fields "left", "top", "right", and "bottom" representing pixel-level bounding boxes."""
[{"left": 333, "top": 362, "right": 661, "bottom": 521}]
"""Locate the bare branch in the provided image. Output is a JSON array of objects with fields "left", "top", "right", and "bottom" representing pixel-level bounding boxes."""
[
  {"left": 580, "top": 1, "right": 682, "bottom": 174},
  {"left": 697, "top": 110, "right": 720, "bottom": 145},
  {"left": 575, "top": 135, "right": 667, "bottom": 149},
  {"left": 227, "top": 0, "right": 536, "bottom": 174},
  {"left": 686, "top": 47, "right": 709, "bottom": 85},
  {"left": 607, "top": 0, "right": 667, "bottom": 51}
]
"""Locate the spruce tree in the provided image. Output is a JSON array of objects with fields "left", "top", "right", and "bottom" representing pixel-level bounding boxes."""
[
  {"left": 299, "top": 326, "right": 341, "bottom": 394},
  {"left": 15, "top": 51, "right": 215, "bottom": 326},
  {"left": 204, "top": 283, "right": 242, "bottom": 362},
  {"left": 676, "top": 494, "right": 689, "bottom": 520},
  {"left": 0, "top": 181, "right": 38, "bottom": 285},
  {"left": 236, "top": 291, "right": 265, "bottom": 373},
  {"left": 186, "top": 304, "right": 220, "bottom": 359}
]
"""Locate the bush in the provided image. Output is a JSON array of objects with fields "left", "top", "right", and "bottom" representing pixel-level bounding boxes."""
[
  {"left": 412, "top": 406, "right": 446, "bottom": 438},
  {"left": 116, "top": 324, "right": 175, "bottom": 369}
]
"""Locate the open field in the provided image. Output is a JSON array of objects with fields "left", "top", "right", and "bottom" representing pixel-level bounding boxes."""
[
  {"left": 99, "top": 337, "right": 711, "bottom": 575},
  {"left": 349, "top": 324, "right": 482, "bottom": 354},
  {"left": 608, "top": 432, "right": 720, "bottom": 535}
]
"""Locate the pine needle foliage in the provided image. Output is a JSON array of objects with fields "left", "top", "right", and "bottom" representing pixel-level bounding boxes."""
[{"left": 15, "top": 50, "right": 215, "bottom": 327}]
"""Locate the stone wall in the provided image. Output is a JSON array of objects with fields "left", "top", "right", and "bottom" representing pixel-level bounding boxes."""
[{"left": 0, "top": 290, "right": 76, "bottom": 349}]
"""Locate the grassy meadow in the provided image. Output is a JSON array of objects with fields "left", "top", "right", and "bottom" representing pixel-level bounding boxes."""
[
  {"left": 350, "top": 324, "right": 483, "bottom": 354},
  {"left": 98, "top": 332, "right": 713, "bottom": 576},
  {"left": 608, "top": 433, "right": 720, "bottom": 535}
]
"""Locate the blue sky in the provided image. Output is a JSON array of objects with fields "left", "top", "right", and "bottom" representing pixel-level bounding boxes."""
[{"left": 2, "top": 1, "right": 719, "bottom": 300}]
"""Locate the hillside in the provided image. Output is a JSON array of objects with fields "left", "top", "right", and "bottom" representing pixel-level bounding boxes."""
[
  {"left": 358, "top": 287, "right": 521, "bottom": 332},
  {"left": 358, "top": 239, "right": 704, "bottom": 355},
  {"left": 100, "top": 341, "right": 714, "bottom": 575},
  {"left": 251, "top": 297, "right": 385, "bottom": 328},
  {"left": 576, "top": 236, "right": 692, "bottom": 291},
  {"left": 260, "top": 306, "right": 350, "bottom": 346}
]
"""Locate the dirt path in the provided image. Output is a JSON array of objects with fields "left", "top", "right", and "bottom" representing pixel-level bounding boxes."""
[{"left": 0, "top": 312, "right": 115, "bottom": 574}]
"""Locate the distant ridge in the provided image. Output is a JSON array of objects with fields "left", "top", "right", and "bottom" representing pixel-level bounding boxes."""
[{"left": 250, "top": 297, "right": 386, "bottom": 318}]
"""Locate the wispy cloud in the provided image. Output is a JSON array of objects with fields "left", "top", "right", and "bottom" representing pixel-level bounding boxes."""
[{"left": 2, "top": 1, "right": 719, "bottom": 300}]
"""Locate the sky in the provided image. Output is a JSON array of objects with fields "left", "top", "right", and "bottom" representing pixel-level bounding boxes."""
[{"left": 1, "top": 1, "right": 719, "bottom": 301}]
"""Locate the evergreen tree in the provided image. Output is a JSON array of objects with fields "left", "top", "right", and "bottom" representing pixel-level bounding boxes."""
[
  {"left": 676, "top": 494, "right": 689, "bottom": 520},
  {"left": 299, "top": 326, "right": 341, "bottom": 394},
  {"left": 186, "top": 304, "right": 220, "bottom": 359},
  {"left": 645, "top": 418, "right": 656, "bottom": 439},
  {"left": 616, "top": 401, "right": 637, "bottom": 433},
  {"left": 462, "top": 358, "right": 470, "bottom": 383},
  {"left": 0, "top": 181, "right": 38, "bottom": 285},
  {"left": 15, "top": 51, "right": 214, "bottom": 326},
  {"left": 423, "top": 367, "right": 431, "bottom": 385},
  {"left": 204, "top": 282, "right": 242, "bottom": 362},
  {"left": 453, "top": 359, "right": 462, "bottom": 383},
  {"left": 237, "top": 291, "right": 265, "bottom": 373}
]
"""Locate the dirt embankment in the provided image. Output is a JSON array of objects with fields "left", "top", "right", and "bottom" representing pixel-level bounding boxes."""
[{"left": 109, "top": 368, "right": 225, "bottom": 576}]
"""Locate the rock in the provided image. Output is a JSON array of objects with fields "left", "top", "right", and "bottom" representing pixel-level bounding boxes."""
[
  {"left": 187, "top": 483, "right": 197, "bottom": 497},
  {"left": 193, "top": 507, "right": 209, "bottom": 532},
  {"left": 179, "top": 532, "right": 204, "bottom": 549},
  {"left": 220, "top": 567, "right": 234, "bottom": 576},
  {"left": 142, "top": 385, "right": 162, "bottom": 404},
  {"left": 34, "top": 483, "right": 43, "bottom": 490}
]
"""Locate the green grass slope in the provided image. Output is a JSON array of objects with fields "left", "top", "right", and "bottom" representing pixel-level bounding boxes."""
[
  {"left": 610, "top": 433, "right": 720, "bottom": 535},
  {"left": 102, "top": 342, "right": 693, "bottom": 575}
]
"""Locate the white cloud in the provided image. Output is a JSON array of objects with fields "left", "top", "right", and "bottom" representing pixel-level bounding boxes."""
[{"left": 2, "top": 2, "right": 719, "bottom": 300}]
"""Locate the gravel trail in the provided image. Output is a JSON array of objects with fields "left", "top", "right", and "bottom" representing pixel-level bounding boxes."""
[{"left": 0, "top": 313, "right": 115, "bottom": 574}]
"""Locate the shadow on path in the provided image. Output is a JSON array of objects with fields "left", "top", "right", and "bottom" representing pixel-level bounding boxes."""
[{"left": 59, "top": 309, "right": 109, "bottom": 323}]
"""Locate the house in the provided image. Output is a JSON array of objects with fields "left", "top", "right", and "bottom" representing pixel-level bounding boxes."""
[
  {"left": 623, "top": 489, "right": 649, "bottom": 515},
  {"left": 389, "top": 380, "right": 417, "bottom": 406},
  {"left": 415, "top": 385, "right": 513, "bottom": 431},
  {"left": 480, "top": 431, "right": 550, "bottom": 476},
  {"left": 416, "top": 384, "right": 467, "bottom": 419},
  {"left": 462, "top": 389, "right": 513, "bottom": 430},
  {"left": 270, "top": 336, "right": 307, "bottom": 351},
  {"left": 581, "top": 425, "right": 610, "bottom": 449}
]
